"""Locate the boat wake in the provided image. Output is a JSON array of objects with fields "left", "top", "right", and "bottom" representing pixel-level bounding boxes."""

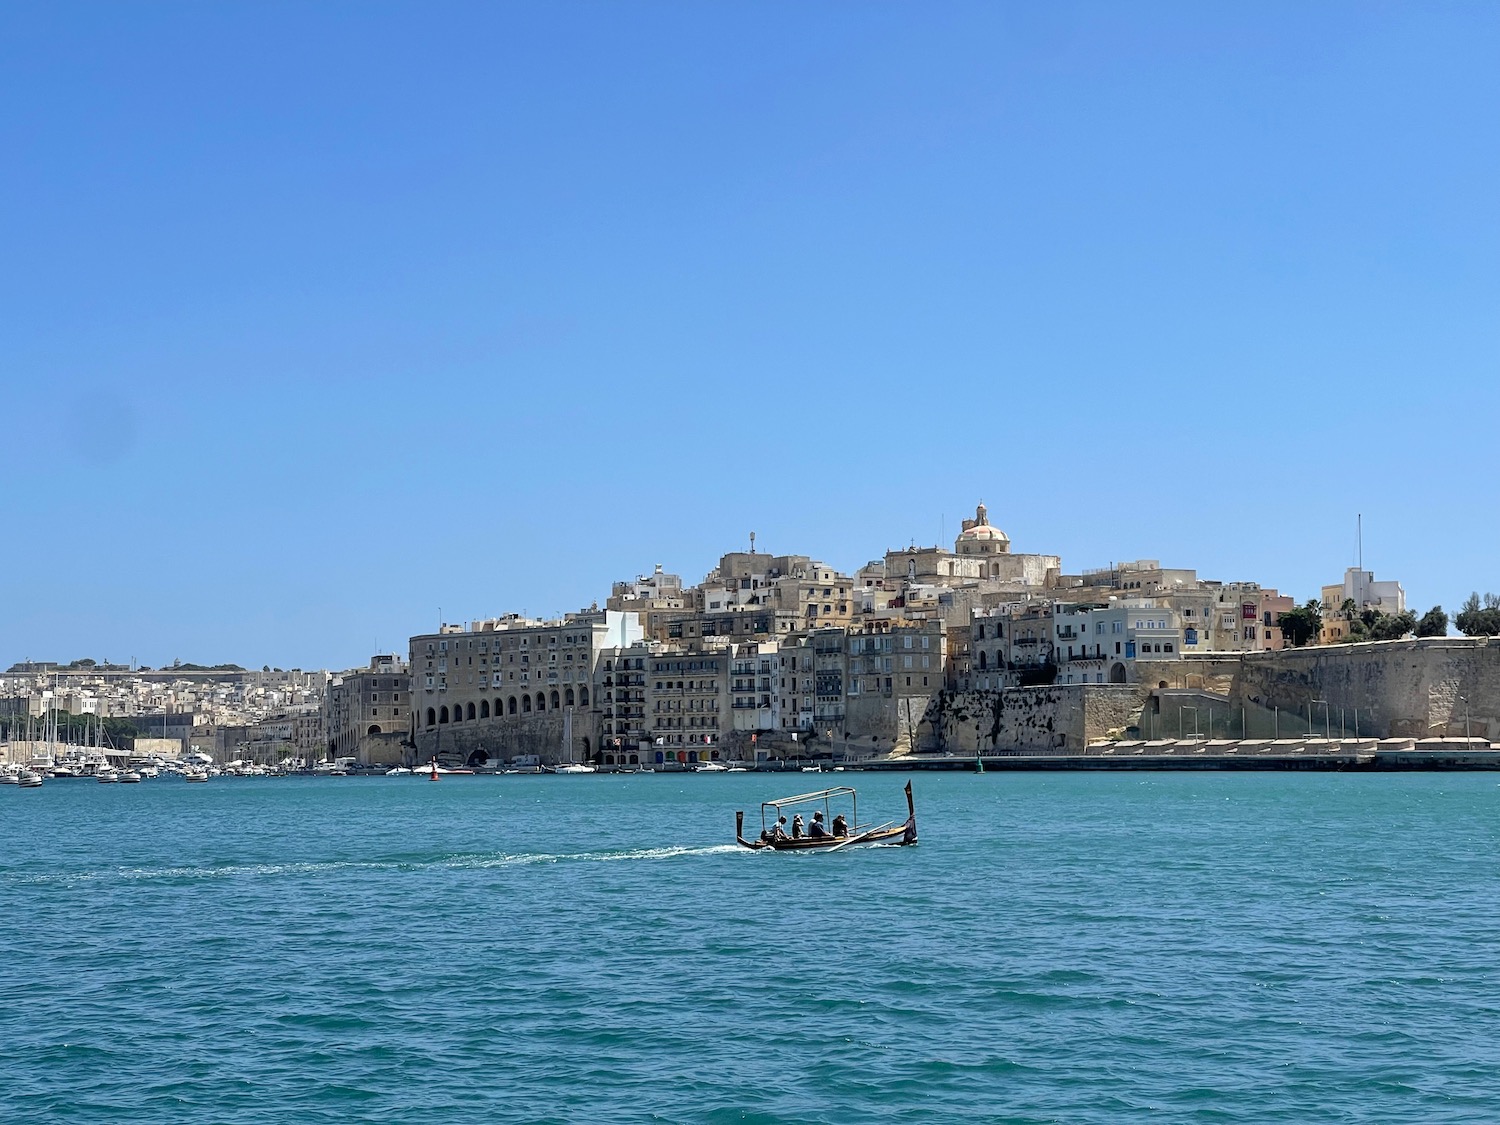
[{"left": 6, "top": 844, "right": 747, "bottom": 886}]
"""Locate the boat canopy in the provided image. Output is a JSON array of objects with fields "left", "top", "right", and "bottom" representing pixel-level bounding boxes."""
[{"left": 760, "top": 786, "right": 857, "bottom": 811}]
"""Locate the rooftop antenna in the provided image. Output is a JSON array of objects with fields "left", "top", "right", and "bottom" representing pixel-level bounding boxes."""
[
  {"left": 1357, "top": 513, "right": 1363, "bottom": 572},
  {"left": 749, "top": 531, "right": 755, "bottom": 555}
]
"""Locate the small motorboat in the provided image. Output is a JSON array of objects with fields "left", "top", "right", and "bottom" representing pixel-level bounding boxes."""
[
  {"left": 119, "top": 771, "right": 143, "bottom": 783},
  {"left": 553, "top": 763, "right": 597, "bottom": 774},
  {"left": 18, "top": 771, "right": 44, "bottom": 788},
  {"left": 97, "top": 768, "right": 120, "bottom": 784},
  {"left": 385, "top": 767, "right": 412, "bottom": 776},
  {"left": 184, "top": 769, "right": 209, "bottom": 783},
  {"left": 736, "top": 782, "right": 916, "bottom": 852}
]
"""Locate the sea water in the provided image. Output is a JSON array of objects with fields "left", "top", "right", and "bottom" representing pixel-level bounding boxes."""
[{"left": 2, "top": 772, "right": 1498, "bottom": 1124}]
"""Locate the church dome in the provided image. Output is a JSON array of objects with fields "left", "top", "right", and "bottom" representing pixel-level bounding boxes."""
[{"left": 956, "top": 502, "right": 1010, "bottom": 553}]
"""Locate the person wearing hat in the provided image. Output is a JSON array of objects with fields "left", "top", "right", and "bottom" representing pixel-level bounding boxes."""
[
  {"left": 808, "top": 810, "right": 831, "bottom": 839},
  {"left": 791, "top": 814, "right": 805, "bottom": 840}
]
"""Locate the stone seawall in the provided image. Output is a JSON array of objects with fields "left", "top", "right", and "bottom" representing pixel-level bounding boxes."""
[
  {"left": 933, "top": 684, "right": 1150, "bottom": 753},
  {"left": 1231, "top": 637, "right": 1500, "bottom": 740}
]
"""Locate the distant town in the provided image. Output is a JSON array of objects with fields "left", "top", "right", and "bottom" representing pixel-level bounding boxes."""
[{"left": 4, "top": 503, "right": 1497, "bottom": 773}]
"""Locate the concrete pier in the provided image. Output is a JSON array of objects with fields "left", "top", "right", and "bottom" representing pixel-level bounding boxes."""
[{"left": 864, "top": 737, "right": 1500, "bottom": 771}]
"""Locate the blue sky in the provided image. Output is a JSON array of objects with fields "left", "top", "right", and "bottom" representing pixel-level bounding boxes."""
[{"left": 2, "top": 2, "right": 1496, "bottom": 671}]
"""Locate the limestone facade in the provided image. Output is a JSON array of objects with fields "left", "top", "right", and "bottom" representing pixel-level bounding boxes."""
[{"left": 326, "top": 654, "right": 410, "bottom": 764}]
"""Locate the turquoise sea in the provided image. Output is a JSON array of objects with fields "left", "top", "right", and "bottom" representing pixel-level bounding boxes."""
[{"left": 3, "top": 772, "right": 1499, "bottom": 1124}]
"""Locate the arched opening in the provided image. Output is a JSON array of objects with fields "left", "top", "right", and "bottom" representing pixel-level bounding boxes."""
[
  {"left": 579, "top": 687, "right": 589, "bottom": 706},
  {"left": 565, "top": 687, "right": 575, "bottom": 706},
  {"left": 604, "top": 753, "right": 616, "bottom": 766},
  {"left": 480, "top": 700, "right": 490, "bottom": 719},
  {"left": 508, "top": 696, "right": 518, "bottom": 715},
  {"left": 977, "top": 651, "right": 988, "bottom": 670},
  {"left": 439, "top": 706, "right": 450, "bottom": 724},
  {"left": 522, "top": 695, "right": 532, "bottom": 713},
  {"left": 466, "top": 748, "right": 490, "bottom": 769},
  {"left": 628, "top": 753, "right": 640, "bottom": 765},
  {"left": 1110, "top": 663, "right": 1127, "bottom": 684},
  {"left": 535, "top": 693, "right": 546, "bottom": 712},
  {"left": 466, "top": 702, "right": 476, "bottom": 721},
  {"left": 550, "top": 690, "right": 560, "bottom": 711},
  {"left": 425, "top": 708, "right": 436, "bottom": 728},
  {"left": 494, "top": 697, "right": 503, "bottom": 718},
  {"left": 367, "top": 724, "right": 381, "bottom": 736},
  {"left": 581, "top": 736, "right": 591, "bottom": 759}
]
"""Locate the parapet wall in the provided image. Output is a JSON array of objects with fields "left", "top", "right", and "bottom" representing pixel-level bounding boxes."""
[{"left": 1230, "top": 637, "right": 1500, "bottom": 740}]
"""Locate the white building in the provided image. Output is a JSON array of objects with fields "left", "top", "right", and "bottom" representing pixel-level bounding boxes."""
[{"left": 1321, "top": 568, "right": 1406, "bottom": 616}]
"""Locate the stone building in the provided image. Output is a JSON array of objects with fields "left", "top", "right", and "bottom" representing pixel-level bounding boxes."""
[
  {"left": 325, "top": 655, "right": 410, "bottom": 765},
  {"left": 1320, "top": 567, "right": 1408, "bottom": 643},
  {"left": 407, "top": 609, "right": 642, "bottom": 766}
]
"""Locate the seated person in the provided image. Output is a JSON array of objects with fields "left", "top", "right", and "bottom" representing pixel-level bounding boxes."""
[
  {"left": 808, "top": 811, "right": 830, "bottom": 839},
  {"left": 791, "top": 814, "right": 805, "bottom": 839},
  {"left": 831, "top": 814, "right": 848, "bottom": 838}
]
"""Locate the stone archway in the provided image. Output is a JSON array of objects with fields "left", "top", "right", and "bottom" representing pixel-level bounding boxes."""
[{"left": 1110, "top": 663, "right": 1127, "bottom": 684}]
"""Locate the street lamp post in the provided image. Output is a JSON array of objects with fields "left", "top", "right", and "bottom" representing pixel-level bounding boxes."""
[
  {"left": 1459, "top": 695, "right": 1472, "bottom": 742},
  {"left": 1184, "top": 705, "right": 1200, "bottom": 741},
  {"left": 1313, "top": 699, "right": 1330, "bottom": 740}
]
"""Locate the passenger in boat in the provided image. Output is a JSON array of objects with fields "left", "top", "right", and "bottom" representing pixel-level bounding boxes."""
[
  {"left": 791, "top": 814, "right": 805, "bottom": 840},
  {"left": 831, "top": 814, "right": 848, "bottom": 838},
  {"left": 808, "top": 811, "right": 830, "bottom": 839},
  {"left": 761, "top": 817, "right": 790, "bottom": 844}
]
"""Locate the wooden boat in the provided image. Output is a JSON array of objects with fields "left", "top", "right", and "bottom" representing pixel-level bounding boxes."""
[{"left": 735, "top": 782, "right": 916, "bottom": 851}]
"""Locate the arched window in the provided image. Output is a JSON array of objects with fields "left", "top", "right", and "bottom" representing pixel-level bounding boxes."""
[
  {"left": 522, "top": 695, "right": 531, "bottom": 712},
  {"left": 550, "top": 690, "right": 560, "bottom": 711},
  {"left": 425, "top": 708, "right": 436, "bottom": 727},
  {"left": 479, "top": 700, "right": 490, "bottom": 719},
  {"left": 466, "top": 702, "right": 476, "bottom": 720},
  {"left": 508, "top": 696, "right": 518, "bottom": 715},
  {"left": 535, "top": 693, "right": 546, "bottom": 712},
  {"left": 579, "top": 687, "right": 589, "bottom": 706},
  {"left": 978, "top": 651, "right": 987, "bottom": 670},
  {"left": 494, "top": 697, "right": 503, "bottom": 718},
  {"left": 439, "top": 706, "right": 449, "bottom": 724},
  {"left": 565, "top": 688, "right": 575, "bottom": 706}
]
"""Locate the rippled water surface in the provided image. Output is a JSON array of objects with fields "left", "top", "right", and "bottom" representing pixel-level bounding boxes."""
[{"left": 4, "top": 772, "right": 1500, "bottom": 1124}]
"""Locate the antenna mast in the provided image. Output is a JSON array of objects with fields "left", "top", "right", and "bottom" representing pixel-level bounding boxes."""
[{"left": 1358, "top": 514, "right": 1363, "bottom": 572}]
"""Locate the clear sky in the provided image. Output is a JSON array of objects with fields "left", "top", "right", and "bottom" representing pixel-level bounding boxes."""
[{"left": 2, "top": 2, "right": 1497, "bottom": 671}]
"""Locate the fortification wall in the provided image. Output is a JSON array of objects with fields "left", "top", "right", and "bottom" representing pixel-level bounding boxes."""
[
  {"left": 934, "top": 685, "right": 1149, "bottom": 753},
  {"left": 1135, "top": 655, "right": 1243, "bottom": 693},
  {"left": 1230, "top": 637, "right": 1500, "bottom": 740}
]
